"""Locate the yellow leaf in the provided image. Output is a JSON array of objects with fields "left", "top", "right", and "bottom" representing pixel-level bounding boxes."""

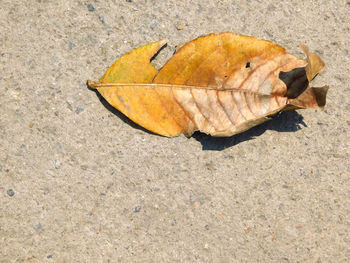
[{"left": 88, "top": 33, "right": 328, "bottom": 137}]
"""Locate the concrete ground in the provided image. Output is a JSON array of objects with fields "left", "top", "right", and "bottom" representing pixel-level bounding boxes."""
[{"left": 1, "top": 0, "right": 349, "bottom": 262}]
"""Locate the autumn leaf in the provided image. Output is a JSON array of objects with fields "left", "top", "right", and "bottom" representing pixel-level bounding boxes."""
[{"left": 88, "top": 33, "right": 328, "bottom": 137}]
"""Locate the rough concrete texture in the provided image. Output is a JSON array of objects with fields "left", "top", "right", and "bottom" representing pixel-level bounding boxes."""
[{"left": 1, "top": 0, "right": 350, "bottom": 262}]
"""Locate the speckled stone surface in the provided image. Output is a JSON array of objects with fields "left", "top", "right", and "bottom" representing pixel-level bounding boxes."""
[{"left": 1, "top": 0, "right": 349, "bottom": 262}]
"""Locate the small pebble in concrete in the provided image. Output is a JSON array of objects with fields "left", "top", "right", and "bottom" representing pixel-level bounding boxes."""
[
  {"left": 75, "top": 106, "right": 85, "bottom": 114},
  {"left": 7, "top": 189, "right": 15, "bottom": 197},
  {"left": 134, "top": 205, "right": 141, "bottom": 212},
  {"left": 126, "top": 0, "right": 132, "bottom": 2},
  {"left": 33, "top": 223, "right": 42, "bottom": 231},
  {"left": 0, "top": 164, "right": 2, "bottom": 172},
  {"left": 150, "top": 21, "right": 157, "bottom": 30},
  {"left": 189, "top": 194, "right": 196, "bottom": 202},
  {"left": 68, "top": 41, "right": 75, "bottom": 50},
  {"left": 47, "top": 254, "right": 53, "bottom": 259},
  {"left": 54, "top": 160, "right": 61, "bottom": 169},
  {"left": 87, "top": 3, "right": 95, "bottom": 12}
]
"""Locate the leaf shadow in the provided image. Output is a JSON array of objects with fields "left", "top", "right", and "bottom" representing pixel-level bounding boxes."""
[
  {"left": 192, "top": 111, "right": 307, "bottom": 151},
  {"left": 88, "top": 83, "right": 157, "bottom": 135}
]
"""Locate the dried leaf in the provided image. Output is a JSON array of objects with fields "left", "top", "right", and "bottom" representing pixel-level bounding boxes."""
[{"left": 88, "top": 33, "right": 328, "bottom": 137}]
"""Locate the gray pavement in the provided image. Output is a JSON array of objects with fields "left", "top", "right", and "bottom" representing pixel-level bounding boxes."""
[{"left": 1, "top": 0, "right": 349, "bottom": 262}]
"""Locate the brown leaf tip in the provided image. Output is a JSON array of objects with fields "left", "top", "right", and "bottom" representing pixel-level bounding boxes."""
[{"left": 313, "top": 86, "right": 329, "bottom": 109}]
